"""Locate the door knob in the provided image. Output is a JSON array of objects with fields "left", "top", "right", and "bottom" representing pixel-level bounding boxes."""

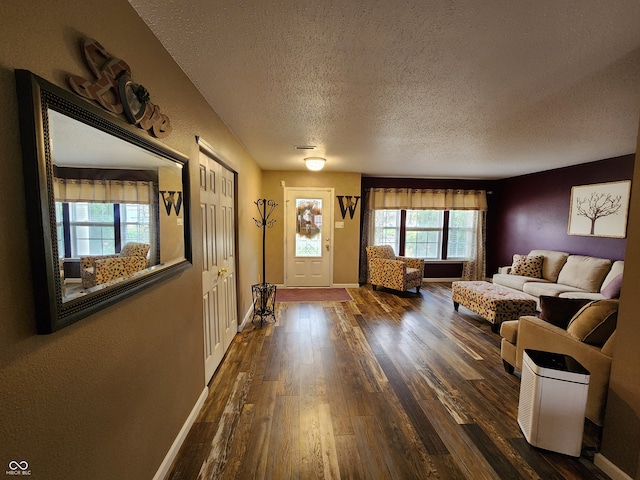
[{"left": 218, "top": 267, "right": 229, "bottom": 276}]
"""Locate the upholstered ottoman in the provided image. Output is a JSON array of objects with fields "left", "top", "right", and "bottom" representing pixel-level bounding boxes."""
[{"left": 452, "top": 281, "right": 537, "bottom": 332}]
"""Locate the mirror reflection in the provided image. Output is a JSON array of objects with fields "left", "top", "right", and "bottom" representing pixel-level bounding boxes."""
[{"left": 49, "top": 109, "right": 185, "bottom": 301}]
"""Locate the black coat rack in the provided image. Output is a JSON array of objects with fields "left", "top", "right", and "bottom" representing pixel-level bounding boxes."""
[{"left": 251, "top": 199, "right": 277, "bottom": 325}]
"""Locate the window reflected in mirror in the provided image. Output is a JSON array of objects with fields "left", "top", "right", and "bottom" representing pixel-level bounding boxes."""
[{"left": 48, "top": 109, "right": 185, "bottom": 302}]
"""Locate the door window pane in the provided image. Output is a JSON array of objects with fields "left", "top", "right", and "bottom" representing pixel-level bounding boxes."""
[{"left": 295, "top": 198, "right": 322, "bottom": 257}]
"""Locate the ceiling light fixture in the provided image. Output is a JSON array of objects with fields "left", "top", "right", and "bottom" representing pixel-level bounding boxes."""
[{"left": 304, "top": 157, "right": 326, "bottom": 171}]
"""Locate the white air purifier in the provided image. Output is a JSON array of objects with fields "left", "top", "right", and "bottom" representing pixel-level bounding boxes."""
[{"left": 518, "top": 349, "right": 590, "bottom": 457}]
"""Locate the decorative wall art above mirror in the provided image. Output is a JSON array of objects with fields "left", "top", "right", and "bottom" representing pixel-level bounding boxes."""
[{"left": 15, "top": 70, "right": 191, "bottom": 334}]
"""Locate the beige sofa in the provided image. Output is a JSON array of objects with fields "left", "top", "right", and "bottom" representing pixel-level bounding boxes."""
[{"left": 493, "top": 249, "right": 623, "bottom": 306}]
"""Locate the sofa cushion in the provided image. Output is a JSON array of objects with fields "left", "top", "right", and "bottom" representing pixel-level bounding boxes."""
[
  {"left": 529, "top": 249, "right": 569, "bottom": 282},
  {"left": 510, "top": 254, "right": 543, "bottom": 278},
  {"left": 558, "top": 291, "right": 606, "bottom": 301},
  {"left": 601, "top": 273, "right": 623, "bottom": 299},
  {"left": 522, "top": 282, "right": 586, "bottom": 298},
  {"left": 539, "top": 295, "right": 592, "bottom": 329},
  {"left": 493, "top": 273, "right": 549, "bottom": 291},
  {"left": 556, "top": 255, "right": 612, "bottom": 292},
  {"left": 601, "top": 260, "right": 624, "bottom": 288},
  {"left": 567, "top": 299, "right": 619, "bottom": 346}
]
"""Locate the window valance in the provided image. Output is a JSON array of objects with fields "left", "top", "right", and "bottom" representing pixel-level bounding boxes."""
[
  {"left": 53, "top": 178, "right": 155, "bottom": 204},
  {"left": 367, "top": 188, "right": 487, "bottom": 211}
]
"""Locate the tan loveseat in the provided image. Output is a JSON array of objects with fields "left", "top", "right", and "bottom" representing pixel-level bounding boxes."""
[{"left": 493, "top": 249, "right": 623, "bottom": 307}]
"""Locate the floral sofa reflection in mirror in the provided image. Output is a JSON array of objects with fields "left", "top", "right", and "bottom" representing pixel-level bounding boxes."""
[{"left": 81, "top": 242, "right": 150, "bottom": 289}]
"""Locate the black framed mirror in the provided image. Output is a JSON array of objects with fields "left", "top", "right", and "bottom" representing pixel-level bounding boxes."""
[{"left": 15, "top": 70, "right": 191, "bottom": 334}]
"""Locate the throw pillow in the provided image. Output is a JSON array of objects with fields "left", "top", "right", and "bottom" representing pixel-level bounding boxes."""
[
  {"left": 601, "top": 273, "right": 623, "bottom": 299},
  {"left": 539, "top": 296, "right": 592, "bottom": 329},
  {"left": 567, "top": 299, "right": 619, "bottom": 346},
  {"left": 510, "top": 254, "right": 543, "bottom": 278}
]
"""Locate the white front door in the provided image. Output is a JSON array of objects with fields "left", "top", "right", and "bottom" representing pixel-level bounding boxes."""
[
  {"left": 200, "top": 150, "right": 237, "bottom": 384},
  {"left": 285, "top": 188, "right": 333, "bottom": 287}
]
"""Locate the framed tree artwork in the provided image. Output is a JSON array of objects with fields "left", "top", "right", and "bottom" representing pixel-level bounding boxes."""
[{"left": 568, "top": 180, "right": 631, "bottom": 238}]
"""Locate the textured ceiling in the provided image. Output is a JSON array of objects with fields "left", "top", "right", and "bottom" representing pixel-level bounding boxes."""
[{"left": 128, "top": 0, "right": 640, "bottom": 179}]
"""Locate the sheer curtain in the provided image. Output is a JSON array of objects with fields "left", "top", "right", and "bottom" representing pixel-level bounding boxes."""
[
  {"left": 364, "top": 188, "right": 488, "bottom": 281},
  {"left": 461, "top": 210, "right": 487, "bottom": 281}
]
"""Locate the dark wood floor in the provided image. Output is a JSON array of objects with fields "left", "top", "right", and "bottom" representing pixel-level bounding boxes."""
[{"left": 166, "top": 283, "right": 609, "bottom": 479}]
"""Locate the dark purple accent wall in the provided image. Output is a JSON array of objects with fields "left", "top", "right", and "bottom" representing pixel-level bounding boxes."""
[
  {"left": 489, "top": 155, "right": 634, "bottom": 274},
  {"left": 424, "top": 262, "right": 463, "bottom": 278}
]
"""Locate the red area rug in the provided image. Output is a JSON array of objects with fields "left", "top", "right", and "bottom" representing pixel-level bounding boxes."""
[{"left": 275, "top": 288, "right": 353, "bottom": 303}]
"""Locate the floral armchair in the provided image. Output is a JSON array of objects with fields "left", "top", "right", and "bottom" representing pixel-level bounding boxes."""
[
  {"left": 366, "top": 245, "right": 425, "bottom": 293},
  {"left": 80, "top": 242, "right": 150, "bottom": 289}
]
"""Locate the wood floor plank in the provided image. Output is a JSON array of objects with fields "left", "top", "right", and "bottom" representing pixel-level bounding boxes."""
[
  {"left": 266, "top": 394, "right": 300, "bottom": 479},
  {"left": 318, "top": 403, "right": 341, "bottom": 479},
  {"left": 334, "top": 434, "right": 366, "bottom": 479},
  {"left": 219, "top": 403, "right": 255, "bottom": 479},
  {"left": 366, "top": 390, "right": 442, "bottom": 479},
  {"left": 234, "top": 381, "right": 278, "bottom": 480},
  {"left": 167, "top": 284, "right": 608, "bottom": 480},
  {"left": 375, "top": 352, "right": 450, "bottom": 455},
  {"left": 351, "top": 416, "right": 396, "bottom": 479},
  {"left": 197, "top": 371, "right": 252, "bottom": 479}
]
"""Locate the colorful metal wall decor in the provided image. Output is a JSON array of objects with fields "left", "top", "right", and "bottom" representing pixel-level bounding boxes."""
[{"left": 68, "top": 38, "right": 172, "bottom": 138}]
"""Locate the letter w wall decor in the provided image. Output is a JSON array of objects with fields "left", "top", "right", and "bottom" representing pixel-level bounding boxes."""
[
  {"left": 160, "top": 191, "right": 183, "bottom": 215},
  {"left": 337, "top": 196, "right": 360, "bottom": 219}
]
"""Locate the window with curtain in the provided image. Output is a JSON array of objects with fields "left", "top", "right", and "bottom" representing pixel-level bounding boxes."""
[
  {"left": 373, "top": 209, "right": 477, "bottom": 260},
  {"left": 57, "top": 202, "right": 151, "bottom": 257},
  {"left": 362, "top": 188, "right": 487, "bottom": 281},
  {"left": 53, "top": 176, "right": 157, "bottom": 259}
]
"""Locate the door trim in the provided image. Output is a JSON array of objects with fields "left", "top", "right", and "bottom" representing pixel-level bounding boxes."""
[{"left": 284, "top": 187, "right": 335, "bottom": 287}]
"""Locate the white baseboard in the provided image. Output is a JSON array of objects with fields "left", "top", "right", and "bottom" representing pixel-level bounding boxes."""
[
  {"left": 594, "top": 453, "right": 633, "bottom": 480},
  {"left": 238, "top": 303, "right": 254, "bottom": 332},
  {"left": 153, "top": 386, "right": 208, "bottom": 480}
]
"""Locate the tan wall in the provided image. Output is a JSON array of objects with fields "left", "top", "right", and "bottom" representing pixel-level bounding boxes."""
[
  {"left": 158, "top": 165, "right": 185, "bottom": 262},
  {"left": 0, "top": 2, "right": 262, "bottom": 479},
  {"left": 262, "top": 171, "right": 361, "bottom": 285},
  {"left": 600, "top": 118, "right": 640, "bottom": 477}
]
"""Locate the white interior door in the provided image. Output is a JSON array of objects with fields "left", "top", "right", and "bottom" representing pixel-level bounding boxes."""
[
  {"left": 285, "top": 188, "right": 333, "bottom": 287},
  {"left": 200, "top": 151, "right": 237, "bottom": 384}
]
